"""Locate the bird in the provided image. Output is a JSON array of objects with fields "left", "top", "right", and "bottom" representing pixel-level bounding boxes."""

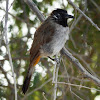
[{"left": 22, "top": 8, "right": 74, "bottom": 94}]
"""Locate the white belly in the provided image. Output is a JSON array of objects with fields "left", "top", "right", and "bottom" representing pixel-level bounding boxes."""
[{"left": 51, "top": 26, "right": 69, "bottom": 56}]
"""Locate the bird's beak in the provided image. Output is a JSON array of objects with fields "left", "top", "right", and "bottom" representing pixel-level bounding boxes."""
[{"left": 66, "top": 14, "right": 74, "bottom": 19}]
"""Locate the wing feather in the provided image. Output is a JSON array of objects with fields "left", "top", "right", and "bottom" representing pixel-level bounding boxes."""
[{"left": 30, "top": 19, "right": 55, "bottom": 62}]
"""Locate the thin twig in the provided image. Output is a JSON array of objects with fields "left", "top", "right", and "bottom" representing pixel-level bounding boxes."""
[
  {"left": 1, "top": 0, "right": 16, "bottom": 23},
  {"left": 90, "top": 0, "right": 100, "bottom": 12},
  {"left": 0, "top": 7, "right": 33, "bottom": 26},
  {"left": 52, "top": 60, "right": 60, "bottom": 100},
  {"left": 0, "top": 0, "right": 16, "bottom": 47},
  {"left": 69, "top": 0, "right": 87, "bottom": 48},
  {"left": 69, "top": 0, "right": 87, "bottom": 33},
  {"left": 42, "top": 92, "right": 48, "bottom": 100},
  {"left": 67, "top": 0, "right": 100, "bottom": 31},
  {"left": 67, "top": 47, "right": 98, "bottom": 78},
  {"left": 0, "top": 21, "right": 3, "bottom": 47},
  {"left": 22, "top": 78, "right": 52, "bottom": 99},
  {"left": 52, "top": 62, "right": 57, "bottom": 82},
  {"left": 61, "top": 47, "right": 100, "bottom": 86},
  {"left": 61, "top": 58, "right": 83, "bottom": 100},
  {"left": 4, "top": 0, "right": 17, "bottom": 100},
  {"left": 58, "top": 75, "right": 89, "bottom": 82},
  {"left": 53, "top": 81, "right": 100, "bottom": 92},
  {"left": 24, "top": 0, "right": 45, "bottom": 22}
]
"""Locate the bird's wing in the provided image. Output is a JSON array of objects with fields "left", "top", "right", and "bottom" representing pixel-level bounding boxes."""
[
  {"left": 30, "top": 19, "right": 55, "bottom": 63},
  {"left": 22, "top": 19, "right": 55, "bottom": 94}
]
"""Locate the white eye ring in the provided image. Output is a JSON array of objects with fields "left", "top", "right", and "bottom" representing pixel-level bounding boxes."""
[{"left": 53, "top": 15, "right": 58, "bottom": 19}]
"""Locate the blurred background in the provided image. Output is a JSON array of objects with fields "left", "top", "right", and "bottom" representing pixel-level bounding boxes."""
[{"left": 0, "top": 0, "right": 100, "bottom": 100}]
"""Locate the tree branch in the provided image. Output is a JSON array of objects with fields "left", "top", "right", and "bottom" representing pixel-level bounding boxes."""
[
  {"left": 0, "top": 7, "right": 33, "bottom": 27},
  {"left": 67, "top": 0, "right": 100, "bottom": 31},
  {"left": 3, "top": 0, "right": 17, "bottom": 100},
  {"left": 53, "top": 81, "right": 100, "bottom": 92},
  {"left": 52, "top": 61, "right": 59, "bottom": 100},
  {"left": 60, "top": 47, "right": 100, "bottom": 86},
  {"left": 22, "top": 78, "right": 52, "bottom": 99},
  {"left": 69, "top": 0, "right": 87, "bottom": 49},
  {"left": 24, "top": 0, "right": 45, "bottom": 22}
]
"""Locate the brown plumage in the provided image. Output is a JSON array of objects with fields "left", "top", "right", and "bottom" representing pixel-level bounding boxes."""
[
  {"left": 22, "top": 9, "right": 74, "bottom": 94},
  {"left": 22, "top": 18, "right": 56, "bottom": 94}
]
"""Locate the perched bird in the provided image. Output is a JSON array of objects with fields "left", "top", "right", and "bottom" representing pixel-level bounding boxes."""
[{"left": 22, "top": 9, "right": 74, "bottom": 94}]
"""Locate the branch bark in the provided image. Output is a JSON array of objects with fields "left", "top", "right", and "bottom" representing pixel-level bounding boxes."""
[
  {"left": 60, "top": 48, "right": 100, "bottom": 86},
  {"left": 67, "top": 0, "right": 100, "bottom": 31},
  {"left": 24, "top": 0, "right": 45, "bottom": 22},
  {"left": 3, "top": 0, "right": 17, "bottom": 100}
]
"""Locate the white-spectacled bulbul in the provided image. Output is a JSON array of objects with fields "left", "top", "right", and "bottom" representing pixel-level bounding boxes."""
[{"left": 22, "top": 8, "right": 74, "bottom": 94}]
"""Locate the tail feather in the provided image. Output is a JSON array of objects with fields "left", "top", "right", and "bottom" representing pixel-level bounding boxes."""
[
  {"left": 22, "top": 67, "right": 33, "bottom": 94},
  {"left": 22, "top": 55, "right": 41, "bottom": 94}
]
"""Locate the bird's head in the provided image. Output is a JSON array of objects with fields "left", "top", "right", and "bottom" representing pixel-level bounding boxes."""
[{"left": 51, "top": 9, "right": 74, "bottom": 27}]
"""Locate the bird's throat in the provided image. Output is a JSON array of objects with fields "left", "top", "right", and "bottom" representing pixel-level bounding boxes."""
[{"left": 56, "top": 18, "right": 68, "bottom": 27}]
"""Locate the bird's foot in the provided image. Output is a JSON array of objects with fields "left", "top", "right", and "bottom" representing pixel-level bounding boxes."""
[
  {"left": 48, "top": 56, "right": 61, "bottom": 64},
  {"left": 54, "top": 58, "right": 60, "bottom": 64}
]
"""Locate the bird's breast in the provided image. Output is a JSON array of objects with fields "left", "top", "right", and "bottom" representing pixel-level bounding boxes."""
[
  {"left": 50, "top": 25, "right": 69, "bottom": 56},
  {"left": 40, "top": 22, "right": 69, "bottom": 57}
]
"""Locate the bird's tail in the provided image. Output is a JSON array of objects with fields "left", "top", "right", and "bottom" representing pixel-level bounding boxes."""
[{"left": 22, "top": 55, "right": 40, "bottom": 94}]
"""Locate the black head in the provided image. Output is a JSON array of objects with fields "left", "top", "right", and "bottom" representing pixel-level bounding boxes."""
[{"left": 51, "top": 9, "right": 74, "bottom": 27}]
